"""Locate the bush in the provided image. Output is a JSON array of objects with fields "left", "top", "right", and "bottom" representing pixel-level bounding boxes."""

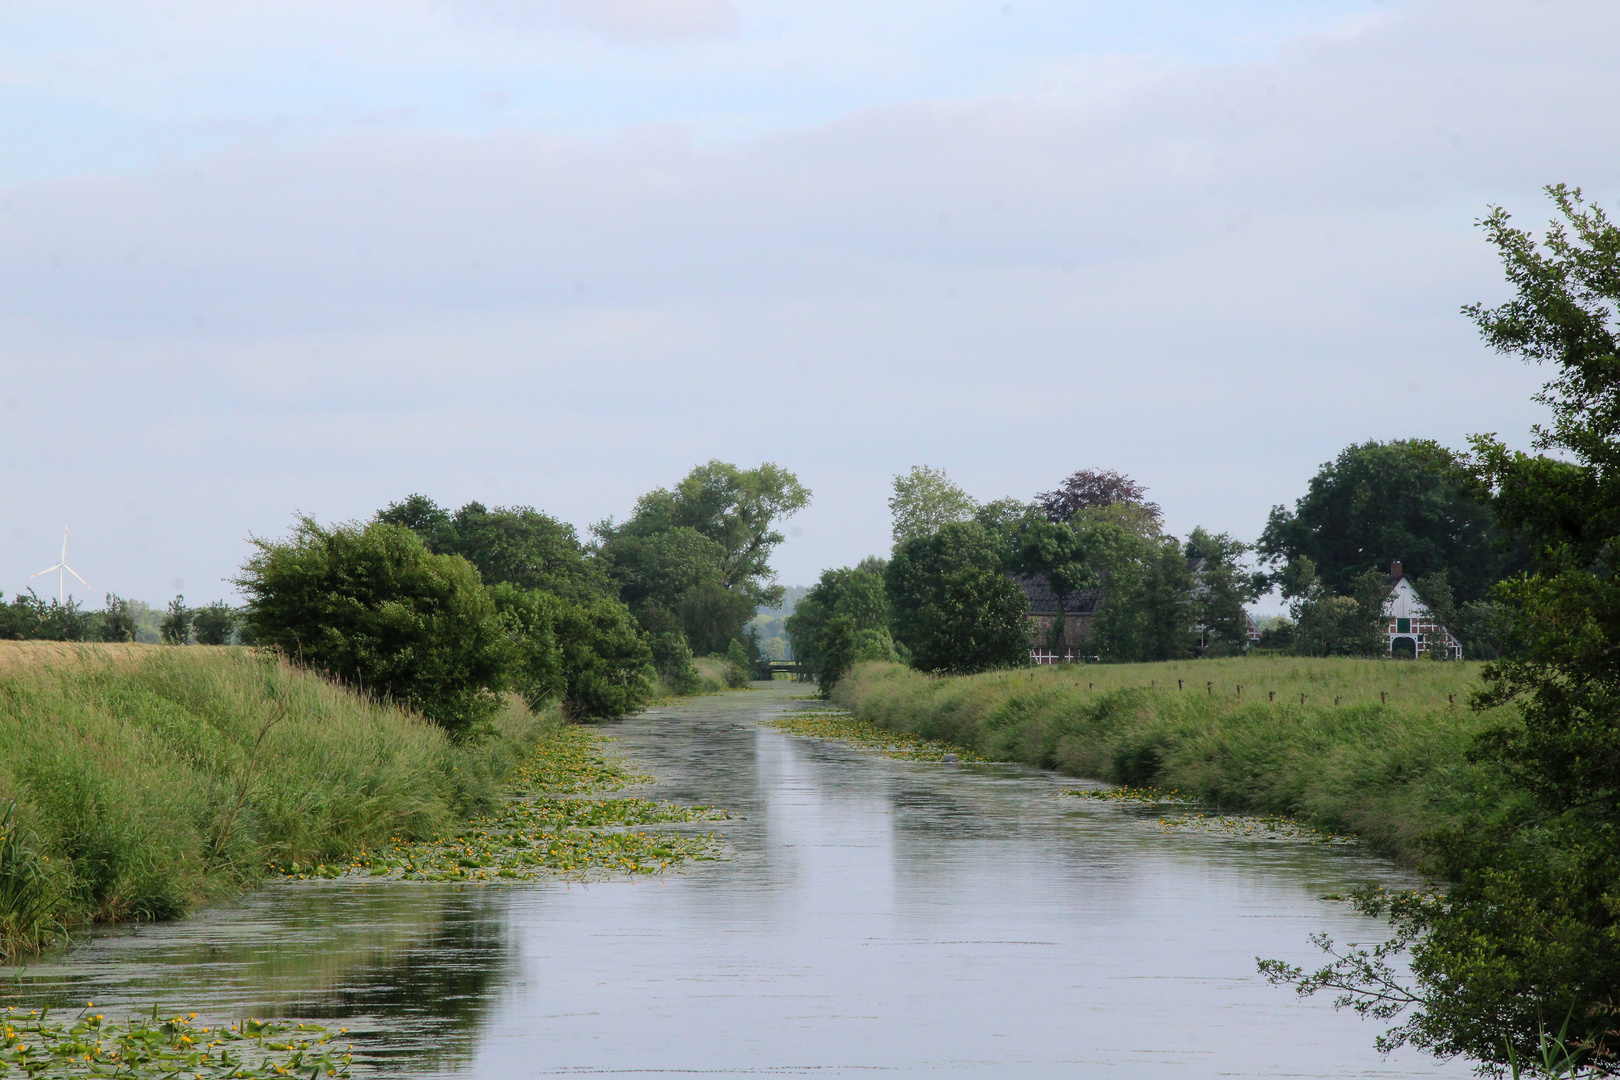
[
  {"left": 886, "top": 521, "right": 1030, "bottom": 674},
  {"left": 553, "top": 598, "right": 654, "bottom": 720},
  {"left": 235, "top": 517, "right": 510, "bottom": 737}
]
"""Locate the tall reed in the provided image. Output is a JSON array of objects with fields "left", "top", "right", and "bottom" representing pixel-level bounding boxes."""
[{"left": 0, "top": 645, "right": 548, "bottom": 958}]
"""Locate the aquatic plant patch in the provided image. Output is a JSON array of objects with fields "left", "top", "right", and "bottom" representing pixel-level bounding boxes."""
[
  {"left": 1066, "top": 785, "right": 1195, "bottom": 805},
  {"left": 277, "top": 726, "right": 727, "bottom": 883},
  {"left": 763, "top": 711, "right": 998, "bottom": 763},
  {"left": 1, "top": 1004, "right": 351, "bottom": 1078},
  {"left": 1153, "top": 811, "right": 1358, "bottom": 846}
]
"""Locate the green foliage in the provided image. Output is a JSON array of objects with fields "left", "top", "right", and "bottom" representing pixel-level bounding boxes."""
[
  {"left": 785, "top": 559, "right": 895, "bottom": 694},
  {"left": 888, "top": 465, "right": 977, "bottom": 547},
  {"left": 380, "top": 495, "right": 613, "bottom": 604},
  {"left": 677, "top": 580, "right": 759, "bottom": 656},
  {"left": 0, "top": 800, "right": 61, "bottom": 960},
  {"left": 1287, "top": 560, "right": 1389, "bottom": 658},
  {"left": 551, "top": 597, "right": 653, "bottom": 720},
  {"left": 1187, "top": 528, "right": 1267, "bottom": 656},
  {"left": 722, "top": 637, "right": 753, "bottom": 688},
  {"left": 1262, "top": 186, "right": 1620, "bottom": 1076},
  {"left": 1259, "top": 439, "right": 1517, "bottom": 604},
  {"left": 487, "top": 583, "right": 565, "bottom": 709},
  {"left": 98, "top": 593, "right": 138, "bottom": 643},
  {"left": 833, "top": 658, "right": 1515, "bottom": 865},
  {"left": 190, "top": 601, "right": 237, "bottom": 646},
  {"left": 159, "top": 595, "right": 191, "bottom": 645},
  {"left": 602, "top": 461, "right": 809, "bottom": 607},
  {"left": 886, "top": 521, "right": 1029, "bottom": 674},
  {"left": 1068, "top": 509, "right": 1194, "bottom": 663},
  {"left": 0, "top": 648, "right": 545, "bottom": 955},
  {"left": 235, "top": 516, "right": 510, "bottom": 736},
  {"left": 0, "top": 592, "right": 90, "bottom": 642}
]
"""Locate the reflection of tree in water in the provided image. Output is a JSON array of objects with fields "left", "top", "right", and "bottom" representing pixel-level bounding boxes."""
[
  {"left": 266, "top": 889, "right": 516, "bottom": 1073},
  {"left": 3, "top": 885, "right": 516, "bottom": 1077}
]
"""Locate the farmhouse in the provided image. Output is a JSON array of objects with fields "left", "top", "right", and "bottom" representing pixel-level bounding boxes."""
[
  {"left": 1015, "top": 573, "right": 1102, "bottom": 664},
  {"left": 1383, "top": 561, "right": 1463, "bottom": 659}
]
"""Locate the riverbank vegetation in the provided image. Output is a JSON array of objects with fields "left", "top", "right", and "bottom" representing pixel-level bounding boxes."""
[
  {"left": 311, "top": 724, "right": 727, "bottom": 883},
  {"left": 0, "top": 644, "right": 543, "bottom": 960},
  {"left": 832, "top": 657, "right": 1512, "bottom": 864}
]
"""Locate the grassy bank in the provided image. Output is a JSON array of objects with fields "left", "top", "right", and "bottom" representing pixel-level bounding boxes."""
[
  {"left": 0, "top": 643, "right": 545, "bottom": 959},
  {"left": 832, "top": 659, "right": 1526, "bottom": 864}
]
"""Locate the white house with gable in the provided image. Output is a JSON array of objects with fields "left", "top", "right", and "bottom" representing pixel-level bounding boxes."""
[{"left": 1383, "top": 561, "right": 1463, "bottom": 659}]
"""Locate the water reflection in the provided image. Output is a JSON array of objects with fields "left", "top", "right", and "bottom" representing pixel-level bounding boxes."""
[
  {"left": 6, "top": 686, "right": 1468, "bottom": 1078},
  {"left": 4, "top": 882, "right": 515, "bottom": 1071}
]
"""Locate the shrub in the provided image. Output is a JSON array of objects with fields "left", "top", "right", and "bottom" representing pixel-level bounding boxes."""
[{"left": 236, "top": 517, "right": 510, "bottom": 737}]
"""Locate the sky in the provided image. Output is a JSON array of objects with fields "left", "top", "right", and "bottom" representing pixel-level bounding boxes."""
[{"left": 2, "top": 0, "right": 1616, "bottom": 611}]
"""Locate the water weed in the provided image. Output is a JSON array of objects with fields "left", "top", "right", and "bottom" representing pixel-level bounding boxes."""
[
  {"left": 1, "top": 1004, "right": 351, "bottom": 1078},
  {"left": 763, "top": 711, "right": 996, "bottom": 763},
  {"left": 277, "top": 726, "right": 726, "bottom": 883}
]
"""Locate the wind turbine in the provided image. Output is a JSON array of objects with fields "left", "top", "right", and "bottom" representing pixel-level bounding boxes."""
[{"left": 31, "top": 527, "right": 90, "bottom": 605}]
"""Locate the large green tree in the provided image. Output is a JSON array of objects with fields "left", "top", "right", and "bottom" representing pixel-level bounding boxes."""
[
  {"left": 597, "top": 461, "right": 809, "bottom": 652},
  {"left": 1186, "top": 528, "right": 1266, "bottom": 656},
  {"left": 886, "top": 521, "right": 1030, "bottom": 674},
  {"left": 888, "top": 465, "right": 977, "bottom": 547},
  {"left": 1266, "top": 186, "right": 1620, "bottom": 1074},
  {"left": 1259, "top": 440, "right": 1517, "bottom": 603},
  {"left": 236, "top": 517, "right": 509, "bottom": 736},
  {"left": 379, "top": 496, "right": 613, "bottom": 604},
  {"left": 785, "top": 558, "right": 895, "bottom": 694}
]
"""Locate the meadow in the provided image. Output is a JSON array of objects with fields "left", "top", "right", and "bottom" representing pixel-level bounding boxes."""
[
  {"left": 0, "top": 643, "right": 546, "bottom": 960},
  {"left": 832, "top": 657, "right": 1526, "bottom": 864}
]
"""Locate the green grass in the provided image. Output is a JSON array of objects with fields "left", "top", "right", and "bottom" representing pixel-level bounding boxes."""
[
  {"left": 0, "top": 646, "right": 547, "bottom": 960},
  {"left": 832, "top": 659, "right": 1527, "bottom": 864}
]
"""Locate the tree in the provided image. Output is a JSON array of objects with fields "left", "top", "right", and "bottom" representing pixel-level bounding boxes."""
[
  {"left": 98, "top": 594, "right": 137, "bottom": 643},
  {"left": 1036, "top": 468, "right": 1162, "bottom": 527},
  {"left": 889, "top": 466, "right": 977, "bottom": 547},
  {"left": 550, "top": 597, "right": 653, "bottom": 720},
  {"left": 487, "top": 583, "right": 565, "bottom": 709},
  {"left": 598, "top": 462, "right": 809, "bottom": 651},
  {"left": 380, "top": 496, "right": 613, "bottom": 604},
  {"left": 1186, "top": 528, "right": 1266, "bottom": 655},
  {"left": 190, "top": 602, "right": 237, "bottom": 646},
  {"left": 235, "top": 517, "right": 510, "bottom": 737},
  {"left": 1284, "top": 559, "right": 1387, "bottom": 658},
  {"left": 159, "top": 596, "right": 190, "bottom": 645},
  {"left": 785, "top": 559, "right": 896, "bottom": 694},
  {"left": 886, "top": 521, "right": 1029, "bottom": 674},
  {"left": 1259, "top": 440, "right": 1517, "bottom": 604},
  {"left": 1267, "top": 186, "right": 1620, "bottom": 1074},
  {"left": 1059, "top": 509, "right": 1192, "bottom": 663}
]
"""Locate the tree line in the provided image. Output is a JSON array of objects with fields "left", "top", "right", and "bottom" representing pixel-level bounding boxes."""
[
  {"left": 786, "top": 466, "right": 1266, "bottom": 690},
  {"left": 231, "top": 461, "right": 806, "bottom": 737}
]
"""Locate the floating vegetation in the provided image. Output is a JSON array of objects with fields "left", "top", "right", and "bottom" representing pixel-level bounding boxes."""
[
  {"left": 1155, "top": 811, "right": 1359, "bottom": 846},
  {"left": 274, "top": 725, "right": 727, "bottom": 884},
  {"left": 763, "top": 711, "right": 997, "bottom": 763},
  {"left": 1, "top": 1004, "right": 351, "bottom": 1078},
  {"left": 1066, "top": 785, "right": 1195, "bottom": 805}
]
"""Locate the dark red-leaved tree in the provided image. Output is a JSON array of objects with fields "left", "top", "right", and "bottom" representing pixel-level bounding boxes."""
[{"left": 1035, "top": 469, "right": 1162, "bottom": 525}]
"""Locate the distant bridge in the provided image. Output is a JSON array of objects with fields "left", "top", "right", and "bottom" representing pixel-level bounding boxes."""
[{"left": 766, "top": 660, "right": 807, "bottom": 676}]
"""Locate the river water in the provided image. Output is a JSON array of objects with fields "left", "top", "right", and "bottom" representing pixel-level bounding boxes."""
[{"left": 7, "top": 684, "right": 1468, "bottom": 1078}]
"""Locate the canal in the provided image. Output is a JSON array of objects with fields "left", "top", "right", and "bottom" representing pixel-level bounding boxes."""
[{"left": 8, "top": 684, "right": 1467, "bottom": 1077}]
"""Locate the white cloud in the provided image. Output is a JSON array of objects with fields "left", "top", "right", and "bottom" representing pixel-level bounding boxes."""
[
  {"left": 0, "top": 0, "right": 1612, "bottom": 601},
  {"left": 459, "top": 0, "right": 740, "bottom": 38}
]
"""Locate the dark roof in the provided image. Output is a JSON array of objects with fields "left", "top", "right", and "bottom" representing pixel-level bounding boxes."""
[{"left": 1013, "top": 573, "right": 1102, "bottom": 616}]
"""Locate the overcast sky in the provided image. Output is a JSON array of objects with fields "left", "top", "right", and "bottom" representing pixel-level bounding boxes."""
[{"left": 2, "top": 0, "right": 1614, "bottom": 610}]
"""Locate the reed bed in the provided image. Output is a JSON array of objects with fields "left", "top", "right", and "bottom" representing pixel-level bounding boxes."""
[
  {"left": 832, "top": 659, "right": 1527, "bottom": 864},
  {"left": 0, "top": 646, "right": 546, "bottom": 960}
]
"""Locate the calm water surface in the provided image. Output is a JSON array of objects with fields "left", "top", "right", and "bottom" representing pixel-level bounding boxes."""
[{"left": 7, "top": 685, "right": 1469, "bottom": 1078}]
